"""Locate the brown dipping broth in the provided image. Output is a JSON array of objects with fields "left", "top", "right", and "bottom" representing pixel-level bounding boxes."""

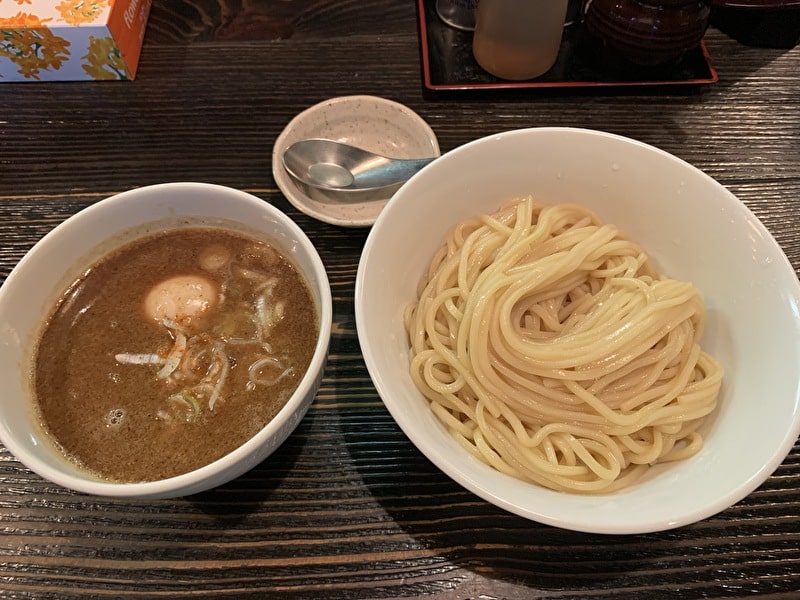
[{"left": 33, "top": 227, "right": 318, "bottom": 483}]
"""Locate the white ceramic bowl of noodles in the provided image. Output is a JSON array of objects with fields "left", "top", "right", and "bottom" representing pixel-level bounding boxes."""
[
  {"left": 354, "top": 127, "right": 800, "bottom": 534},
  {"left": 0, "top": 182, "right": 332, "bottom": 499}
]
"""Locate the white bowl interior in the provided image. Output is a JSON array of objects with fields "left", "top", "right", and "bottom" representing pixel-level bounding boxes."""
[
  {"left": 0, "top": 182, "right": 332, "bottom": 498},
  {"left": 272, "top": 95, "right": 440, "bottom": 227},
  {"left": 355, "top": 127, "right": 800, "bottom": 534}
]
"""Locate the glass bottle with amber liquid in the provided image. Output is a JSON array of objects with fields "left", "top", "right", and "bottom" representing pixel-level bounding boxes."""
[{"left": 472, "top": 0, "right": 569, "bottom": 80}]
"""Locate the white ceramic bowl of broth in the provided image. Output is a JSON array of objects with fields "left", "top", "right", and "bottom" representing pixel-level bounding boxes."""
[
  {"left": 0, "top": 182, "right": 332, "bottom": 498},
  {"left": 355, "top": 127, "right": 800, "bottom": 534}
]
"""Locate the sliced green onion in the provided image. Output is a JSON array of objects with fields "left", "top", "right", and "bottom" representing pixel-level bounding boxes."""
[
  {"left": 207, "top": 344, "right": 229, "bottom": 412},
  {"left": 164, "top": 391, "right": 200, "bottom": 422},
  {"left": 248, "top": 356, "right": 294, "bottom": 387}
]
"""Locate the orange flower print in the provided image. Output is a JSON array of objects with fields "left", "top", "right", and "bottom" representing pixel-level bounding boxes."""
[
  {"left": 0, "top": 13, "right": 71, "bottom": 80},
  {"left": 0, "top": 12, "right": 51, "bottom": 28},
  {"left": 57, "top": 0, "right": 110, "bottom": 25},
  {"left": 82, "top": 35, "right": 128, "bottom": 80}
]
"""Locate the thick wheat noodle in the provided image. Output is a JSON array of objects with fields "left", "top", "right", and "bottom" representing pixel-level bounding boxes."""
[{"left": 405, "top": 197, "right": 723, "bottom": 493}]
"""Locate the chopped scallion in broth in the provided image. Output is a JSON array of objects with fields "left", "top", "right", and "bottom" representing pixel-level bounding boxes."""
[{"left": 33, "top": 227, "right": 318, "bottom": 483}]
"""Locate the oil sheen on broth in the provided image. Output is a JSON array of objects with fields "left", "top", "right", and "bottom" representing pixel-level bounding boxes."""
[{"left": 33, "top": 227, "right": 318, "bottom": 483}]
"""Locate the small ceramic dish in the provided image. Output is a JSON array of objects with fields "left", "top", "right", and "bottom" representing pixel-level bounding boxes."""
[{"left": 272, "top": 95, "right": 440, "bottom": 228}]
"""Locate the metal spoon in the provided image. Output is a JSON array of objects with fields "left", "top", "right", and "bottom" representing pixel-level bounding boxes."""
[{"left": 281, "top": 138, "right": 436, "bottom": 192}]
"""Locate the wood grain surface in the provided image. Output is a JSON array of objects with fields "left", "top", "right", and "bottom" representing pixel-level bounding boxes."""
[{"left": 1, "top": 1, "right": 799, "bottom": 598}]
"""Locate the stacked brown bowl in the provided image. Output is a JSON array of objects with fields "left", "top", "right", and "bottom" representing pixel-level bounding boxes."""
[{"left": 585, "top": 0, "right": 711, "bottom": 67}]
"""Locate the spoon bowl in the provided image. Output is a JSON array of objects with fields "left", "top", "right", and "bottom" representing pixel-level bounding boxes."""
[{"left": 282, "top": 139, "right": 437, "bottom": 193}]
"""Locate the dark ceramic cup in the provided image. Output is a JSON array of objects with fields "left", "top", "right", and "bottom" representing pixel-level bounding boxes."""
[{"left": 584, "top": 0, "right": 711, "bottom": 67}]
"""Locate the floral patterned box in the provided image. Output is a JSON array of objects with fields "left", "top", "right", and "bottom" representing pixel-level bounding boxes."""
[{"left": 0, "top": 0, "right": 151, "bottom": 82}]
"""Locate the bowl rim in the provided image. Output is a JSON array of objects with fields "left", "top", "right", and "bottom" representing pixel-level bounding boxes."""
[
  {"left": 0, "top": 182, "right": 333, "bottom": 498},
  {"left": 355, "top": 126, "right": 800, "bottom": 534}
]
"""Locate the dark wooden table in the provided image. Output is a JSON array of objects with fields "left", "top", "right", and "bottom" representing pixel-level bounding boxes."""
[{"left": 1, "top": 1, "right": 799, "bottom": 597}]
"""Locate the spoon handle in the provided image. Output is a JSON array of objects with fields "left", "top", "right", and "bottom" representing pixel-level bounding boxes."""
[{"left": 352, "top": 157, "right": 436, "bottom": 189}]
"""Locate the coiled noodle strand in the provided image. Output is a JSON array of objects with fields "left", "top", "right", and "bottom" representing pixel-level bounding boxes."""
[{"left": 405, "top": 197, "right": 723, "bottom": 493}]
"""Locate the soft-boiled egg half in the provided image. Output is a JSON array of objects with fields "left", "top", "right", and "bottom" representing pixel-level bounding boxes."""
[{"left": 143, "top": 274, "right": 219, "bottom": 328}]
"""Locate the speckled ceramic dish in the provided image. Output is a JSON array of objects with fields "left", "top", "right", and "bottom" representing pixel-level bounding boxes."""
[{"left": 272, "top": 95, "right": 440, "bottom": 228}]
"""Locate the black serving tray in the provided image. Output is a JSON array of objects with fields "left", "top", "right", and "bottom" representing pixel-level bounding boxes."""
[{"left": 418, "top": 0, "right": 719, "bottom": 91}]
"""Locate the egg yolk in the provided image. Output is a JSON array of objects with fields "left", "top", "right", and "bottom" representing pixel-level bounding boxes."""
[{"left": 143, "top": 274, "right": 218, "bottom": 327}]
